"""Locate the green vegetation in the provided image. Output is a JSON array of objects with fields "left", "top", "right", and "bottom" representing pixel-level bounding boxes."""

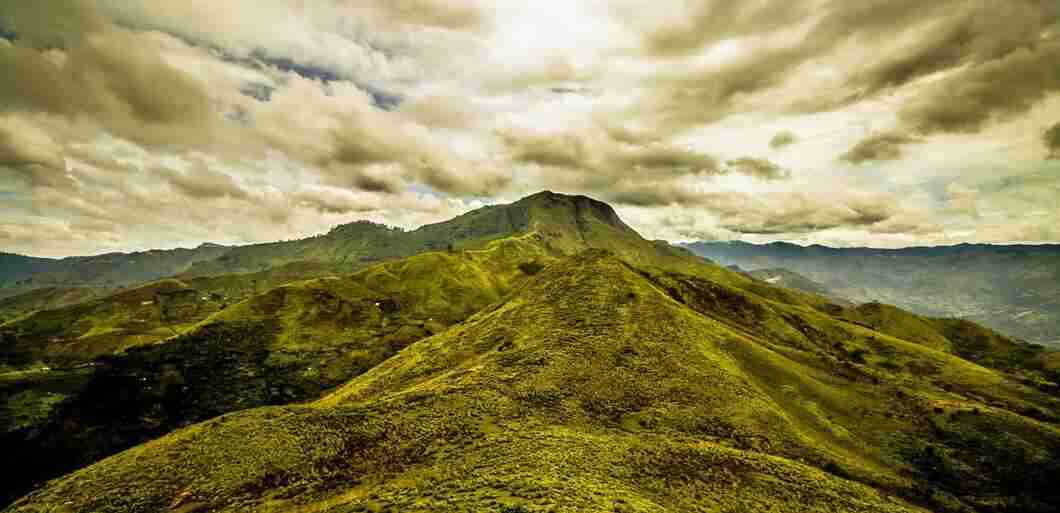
[{"left": 2, "top": 193, "right": 1059, "bottom": 513}]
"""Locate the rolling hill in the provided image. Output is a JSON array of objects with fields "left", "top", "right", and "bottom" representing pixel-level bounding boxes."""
[
  {"left": 9, "top": 250, "right": 1060, "bottom": 513},
  {"left": 683, "top": 241, "right": 1060, "bottom": 347},
  {"left": 2, "top": 193, "right": 1059, "bottom": 512},
  {"left": 0, "top": 192, "right": 718, "bottom": 504}
]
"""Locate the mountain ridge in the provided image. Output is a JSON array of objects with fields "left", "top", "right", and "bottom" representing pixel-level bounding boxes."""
[
  {"left": 683, "top": 240, "right": 1060, "bottom": 347},
  {"left": 10, "top": 249, "right": 1060, "bottom": 513},
  {"left": 3, "top": 192, "right": 1060, "bottom": 512}
]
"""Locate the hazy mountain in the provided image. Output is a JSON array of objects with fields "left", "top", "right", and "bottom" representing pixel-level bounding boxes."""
[
  {"left": 3, "top": 193, "right": 1059, "bottom": 513},
  {"left": 683, "top": 241, "right": 1060, "bottom": 347},
  {"left": 746, "top": 268, "right": 847, "bottom": 303},
  {"left": 0, "top": 245, "right": 232, "bottom": 299}
]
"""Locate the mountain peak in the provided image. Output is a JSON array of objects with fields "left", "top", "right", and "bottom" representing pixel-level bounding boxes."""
[{"left": 515, "top": 190, "right": 630, "bottom": 232}]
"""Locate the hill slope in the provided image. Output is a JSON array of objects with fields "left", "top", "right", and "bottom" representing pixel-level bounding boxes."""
[
  {"left": 683, "top": 241, "right": 1060, "bottom": 347},
  {"left": 5, "top": 193, "right": 1060, "bottom": 512},
  {"left": 10, "top": 251, "right": 1060, "bottom": 513},
  {"left": 0, "top": 192, "right": 735, "bottom": 504}
]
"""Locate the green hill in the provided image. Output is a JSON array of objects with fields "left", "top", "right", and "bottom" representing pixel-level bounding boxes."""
[
  {"left": 3, "top": 193, "right": 1059, "bottom": 512},
  {"left": 0, "top": 192, "right": 719, "bottom": 504},
  {"left": 10, "top": 250, "right": 1060, "bottom": 513},
  {"left": 0, "top": 287, "right": 106, "bottom": 324}
]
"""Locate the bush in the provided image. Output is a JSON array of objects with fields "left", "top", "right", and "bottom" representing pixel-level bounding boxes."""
[
  {"left": 848, "top": 349, "right": 868, "bottom": 364},
  {"left": 518, "top": 261, "right": 545, "bottom": 276}
]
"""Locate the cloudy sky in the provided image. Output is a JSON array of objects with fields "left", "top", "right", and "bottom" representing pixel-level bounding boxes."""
[{"left": 1, "top": 0, "right": 1058, "bottom": 257}]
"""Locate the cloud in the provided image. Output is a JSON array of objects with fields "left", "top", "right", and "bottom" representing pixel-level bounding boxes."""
[
  {"left": 2, "top": 0, "right": 1058, "bottom": 255},
  {"left": 633, "top": 190, "right": 901, "bottom": 236},
  {"left": 161, "top": 162, "right": 249, "bottom": 200},
  {"left": 0, "top": 0, "right": 217, "bottom": 148},
  {"left": 898, "top": 41, "right": 1060, "bottom": 135},
  {"left": 1047, "top": 122, "right": 1060, "bottom": 160},
  {"left": 726, "top": 157, "right": 790, "bottom": 180},
  {"left": 630, "top": 0, "right": 1059, "bottom": 139},
  {"left": 709, "top": 192, "right": 896, "bottom": 235},
  {"left": 769, "top": 131, "right": 797, "bottom": 149},
  {"left": 840, "top": 132, "right": 920, "bottom": 164},
  {"left": 500, "top": 127, "right": 734, "bottom": 178},
  {"left": 0, "top": 115, "right": 72, "bottom": 189},
  {"left": 290, "top": 187, "right": 384, "bottom": 215},
  {"left": 637, "top": 0, "right": 810, "bottom": 57},
  {"left": 845, "top": 1, "right": 1059, "bottom": 98}
]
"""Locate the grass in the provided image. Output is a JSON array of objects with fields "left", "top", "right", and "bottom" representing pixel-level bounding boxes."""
[{"left": 12, "top": 250, "right": 1060, "bottom": 513}]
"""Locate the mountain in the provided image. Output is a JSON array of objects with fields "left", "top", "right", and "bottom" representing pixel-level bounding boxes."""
[
  {"left": 0, "top": 192, "right": 699, "bottom": 369},
  {"left": 178, "top": 190, "right": 694, "bottom": 278},
  {"left": 746, "top": 268, "right": 846, "bottom": 303},
  {"left": 0, "top": 254, "right": 56, "bottom": 285},
  {"left": 683, "top": 241, "right": 1060, "bottom": 347},
  {"left": 0, "top": 191, "right": 720, "bottom": 504},
  {"left": 0, "top": 245, "right": 232, "bottom": 299},
  {"left": 3, "top": 193, "right": 1060, "bottom": 512},
  {"left": 0, "top": 191, "right": 689, "bottom": 300},
  {"left": 9, "top": 250, "right": 1060, "bottom": 513}
]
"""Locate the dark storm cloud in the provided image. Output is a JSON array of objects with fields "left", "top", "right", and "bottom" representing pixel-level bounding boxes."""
[
  {"left": 769, "top": 131, "right": 797, "bottom": 149},
  {"left": 840, "top": 133, "right": 921, "bottom": 164},
  {"left": 1047, "top": 122, "right": 1060, "bottom": 160}
]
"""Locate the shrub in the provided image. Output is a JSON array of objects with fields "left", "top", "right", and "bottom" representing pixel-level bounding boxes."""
[
  {"left": 518, "top": 261, "right": 545, "bottom": 275},
  {"left": 848, "top": 349, "right": 868, "bottom": 364}
]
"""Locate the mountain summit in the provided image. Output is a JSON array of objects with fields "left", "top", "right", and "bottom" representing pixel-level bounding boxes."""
[{"left": 4, "top": 193, "right": 1060, "bottom": 513}]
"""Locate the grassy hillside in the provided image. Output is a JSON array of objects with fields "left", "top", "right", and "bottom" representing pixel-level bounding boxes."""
[
  {"left": 0, "top": 192, "right": 706, "bottom": 504},
  {"left": 4, "top": 193, "right": 1060, "bottom": 512},
  {"left": 0, "top": 287, "right": 106, "bottom": 324},
  {"left": 842, "top": 303, "right": 1060, "bottom": 387},
  {"left": 0, "top": 192, "right": 714, "bottom": 370},
  {"left": 683, "top": 241, "right": 1060, "bottom": 347},
  {"left": 11, "top": 251, "right": 1060, "bottom": 513}
]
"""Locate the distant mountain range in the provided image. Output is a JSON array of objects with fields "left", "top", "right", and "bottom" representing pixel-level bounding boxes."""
[
  {"left": 2, "top": 192, "right": 1059, "bottom": 513},
  {"left": 682, "top": 241, "right": 1060, "bottom": 347}
]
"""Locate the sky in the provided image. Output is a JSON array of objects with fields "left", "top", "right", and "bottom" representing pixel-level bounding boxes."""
[{"left": 1, "top": 0, "right": 1058, "bottom": 257}]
